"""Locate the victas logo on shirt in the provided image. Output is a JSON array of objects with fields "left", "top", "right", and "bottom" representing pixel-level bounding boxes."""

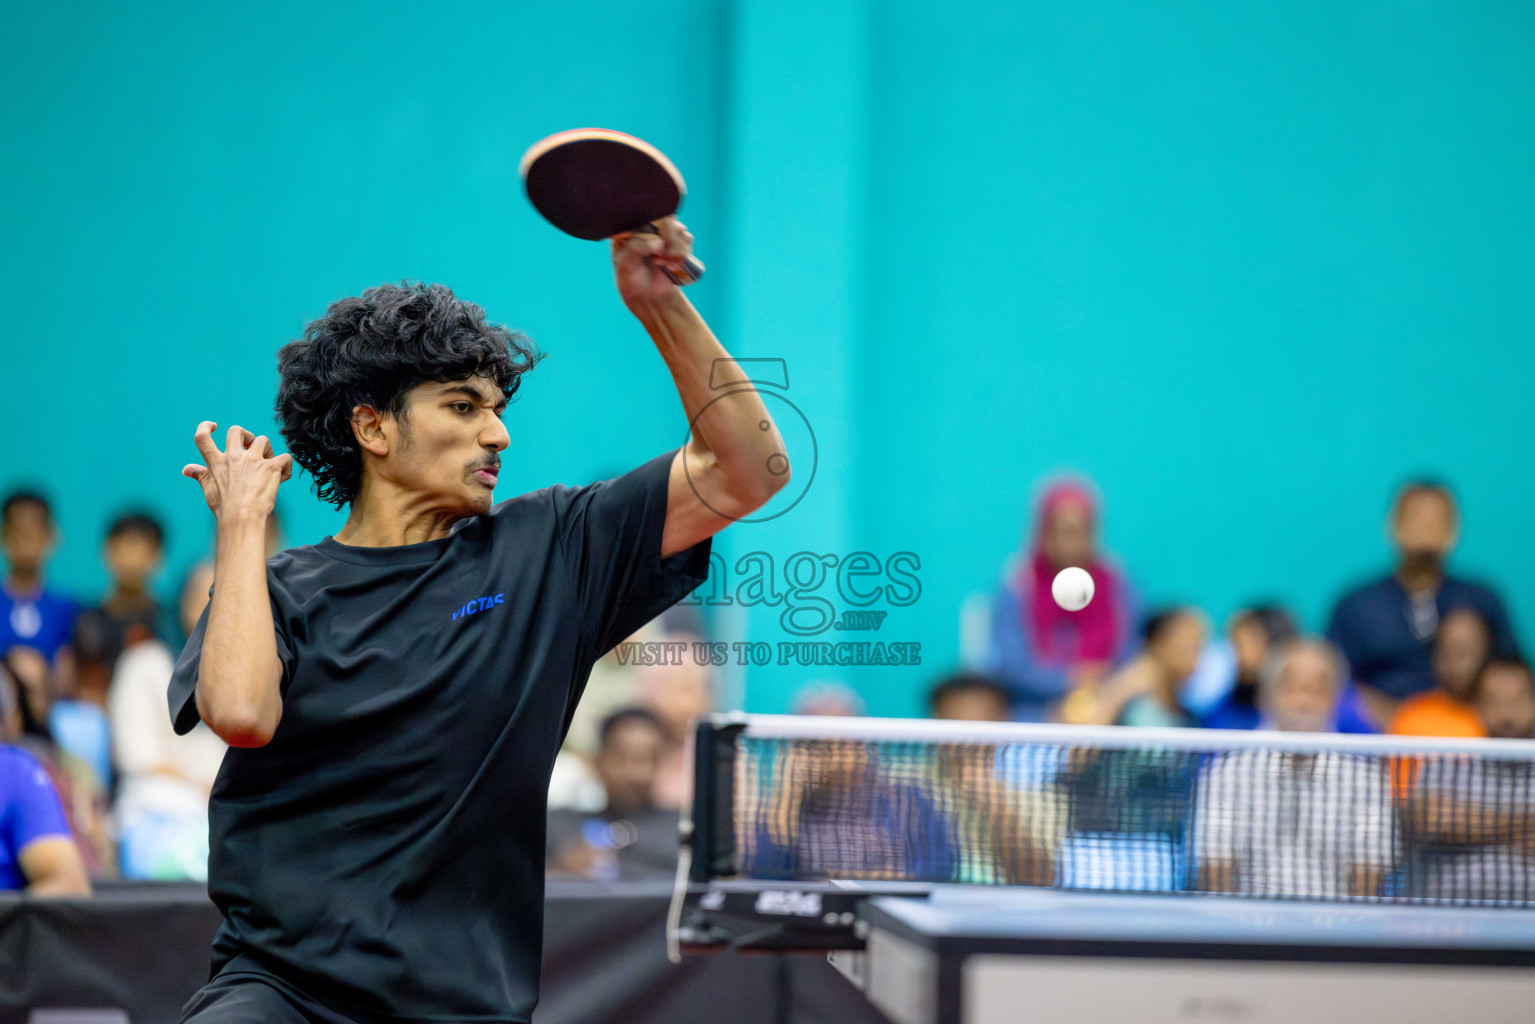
[{"left": 452, "top": 593, "right": 505, "bottom": 622}]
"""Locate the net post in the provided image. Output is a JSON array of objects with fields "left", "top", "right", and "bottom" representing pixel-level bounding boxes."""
[{"left": 688, "top": 713, "right": 746, "bottom": 883}]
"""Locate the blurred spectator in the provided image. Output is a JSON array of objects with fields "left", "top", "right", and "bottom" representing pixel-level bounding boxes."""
[
  {"left": 549, "top": 608, "right": 710, "bottom": 812},
  {"left": 1327, "top": 481, "right": 1518, "bottom": 729},
  {"left": 1071, "top": 608, "right": 1206, "bottom": 727},
  {"left": 1, "top": 657, "right": 105, "bottom": 884},
  {"left": 1, "top": 491, "right": 78, "bottom": 667},
  {"left": 740, "top": 736, "right": 957, "bottom": 882},
  {"left": 48, "top": 614, "right": 116, "bottom": 795},
  {"left": 177, "top": 561, "right": 216, "bottom": 650},
  {"left": 1199, "top": 605, "right": 1300, "bottom": 730},
  {"left": 2, "top": 626, "right": 55, "bottom": 730},
  {"left": 546, "top": 708, "right": 678, "bottom": 881},
  {"left": 0, "top": 734, "right": 91, "bottom": 893},
  {"left": 48, "top": 512, "right": 166, "bottom": 798},
  {"left": 72, "top": 511, "right": 167, "bottom": 708},
  {"left": 1405, "top": 657, "right": 1535, "bottom": 901},
  {"left": 548, "top": 620, "right": 662, "bottom": 812},
  {"left": 792, "top": 680, "right": 865, "bottom": 717},
  {"left": 636, "top": 633, "right": 714, "bottom": 811},
  {"left": 929, "top": 672, "right": 1012, "bottom": 722},
  {"left": 108, "top": 589, "right": 227, "bottom": 880},
  {"left": 1474, "top": 657, "right": 1535, "bottom": 741},
  {"left": 1257, "top": 638, "right": 1347, "bottom": 734},
  {"left": 175, "top": 504, "right": 283, "bottom": 647},
  {"left": 1389, "top": 607, "right": 1491, "bottom": 739},
  {"left": 983, "top": 480, "right": 1140, "bottom": 720},
  {"left": 934, "top": 741, "right": 1060, "bottom": 886},
  {"left": 1197, "top": 638, "right": 1393, "bottom": 898}
]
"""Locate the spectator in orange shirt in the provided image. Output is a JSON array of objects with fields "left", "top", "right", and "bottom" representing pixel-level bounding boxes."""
[
  {"left": 1402, "top": 658, "right": 1535, "bottom": 901},
  {"left": 1389, "top": 607, "right": 1490, "bottom": 739}
]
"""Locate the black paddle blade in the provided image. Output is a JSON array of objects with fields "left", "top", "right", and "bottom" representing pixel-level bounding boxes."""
[
  {"left": 521, "top": 129, "right": 706, "bottom": 285},
  {"left": 521, "top": 130, "right": 685, "bottom": 241}
]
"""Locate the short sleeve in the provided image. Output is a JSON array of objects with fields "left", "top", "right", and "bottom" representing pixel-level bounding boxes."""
[
  {"left": 168, "top": 567, "right": 296, "bottom": 736},
  {"left": 552, "top": 449, "right": 713, "bottom": 661},
  {"left": 2, "top": 750, "right": 71, "bottom": 852}
]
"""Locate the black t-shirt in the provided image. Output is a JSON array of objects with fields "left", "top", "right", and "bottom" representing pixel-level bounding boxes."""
[{"left": 168, "top": 450, "right": 710, "bottom": 1023}]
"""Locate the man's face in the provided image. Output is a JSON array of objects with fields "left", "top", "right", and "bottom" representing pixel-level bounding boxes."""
[
  {"left": 105, "top": 531, "right": 162, "bottom": 591},
  {"left": 1229, "top": 617, "right": 1268, "bottom": 683},
  {"left": 1432, "top": 609, "right": 1491, "bottom": 701},
  {"left": 1476, "top": 666, "right": 1535, "bottom": 740},
  {"left": 1040, "top": 497, "right": 1094, "bottom": 570},
  {"left": 371, "top": 377, "right": 509, "bottom": 517},
  {"left": 1392, "top": 491, "right": 1456, "bottom": 574},
  {"left": 932, "top": 689, "right": 1011, "bottom": 722},
  {"left": 1268, "top": 646, "right": 1338, "bottom": 733},
  {"left": 596, "top": 719, "right": 665, "bottom": 813},
  {"left": 1151, "top": 613, "right": 1207, "bottom": 684},
  {"left": 2, "top": 503, "right": 54, "bottom": 579}
]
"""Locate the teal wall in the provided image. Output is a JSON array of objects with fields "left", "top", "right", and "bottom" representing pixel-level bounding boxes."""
[
  {"left": 855, "top": 0, "right": 1535, "bottom": 715},
  {"left": 0, "top": 0, "right": 727, "bottom": 603},
  {"left": 3, "top": 1, "right": 1531, "bottom": 718}
]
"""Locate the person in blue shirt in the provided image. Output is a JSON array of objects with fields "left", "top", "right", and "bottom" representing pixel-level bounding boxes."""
[
  {"left": 0, "top": 662, "right": 91, "bottom": 894},
  {"left": 982, "top": 480, "right": 1142, "bottom": 721},
  {"left": 1070, "top": 608, "right": 1207, "bottom": 729},
  {"left": 0, "top": 491, "right": 79, "bottom": 667},
  {"left": 2, "top": 494, "right": 110, "bottom": 820},
  {"left": 742, "top": 741, "right": 958, "bottom": 882},
  {"left": 1327, "top": 481, "right": 1519, "bottom": 731},
  {"left": 1199, "top": 605, "right": 1300, "bottom": 731}
]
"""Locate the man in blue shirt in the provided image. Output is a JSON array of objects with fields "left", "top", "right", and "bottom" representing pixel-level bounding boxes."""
[
  {"left": 1327, "top": 481, "right": 1519, "bottom": 729},
  {"left": 0, "top": 492, "right": 79, "bottom": 665},
  {"left": 0, "top": 662, "right": 91, "bottom": 894}
]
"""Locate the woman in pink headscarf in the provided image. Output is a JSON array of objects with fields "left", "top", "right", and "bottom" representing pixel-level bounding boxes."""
[{"left": 981, "top": 480, "right": 1140, "bottom": 720}]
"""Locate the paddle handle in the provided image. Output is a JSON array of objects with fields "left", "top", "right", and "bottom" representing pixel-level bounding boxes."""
[{"left": 637, "top": 222, "right": 706, "bottom": 285}]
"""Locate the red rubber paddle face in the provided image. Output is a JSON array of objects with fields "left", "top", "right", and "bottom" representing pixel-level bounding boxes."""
[{"left": 521, "top": 131, "right": 685, "bottom": 241}]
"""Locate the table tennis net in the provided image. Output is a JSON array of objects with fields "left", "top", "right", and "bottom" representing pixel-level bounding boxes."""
[{"left": 696, "top": 717, "right": 1535, "bottom": 906}]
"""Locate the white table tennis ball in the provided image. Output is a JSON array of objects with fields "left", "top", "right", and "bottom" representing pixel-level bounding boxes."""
[{"left": 1051, "top": 566, "right": 1095, "bottom": 611}]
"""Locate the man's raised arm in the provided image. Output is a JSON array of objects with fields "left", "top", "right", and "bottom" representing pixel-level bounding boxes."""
[
  {"left": 182, "top": 421, "right": 292, "bottom": 747},
  {"left": 610, "top": 219, "right": 790, "bottom": 558}
]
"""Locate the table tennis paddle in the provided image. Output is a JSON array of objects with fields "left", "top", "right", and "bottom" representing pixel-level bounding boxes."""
[{"left": 520, "top": 128, "right": 706, "bottom": 286}]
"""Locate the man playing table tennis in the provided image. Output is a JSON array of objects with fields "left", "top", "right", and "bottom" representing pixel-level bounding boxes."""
[{"left": 169, "top": 216, "right": 787, "bottom": 1024}]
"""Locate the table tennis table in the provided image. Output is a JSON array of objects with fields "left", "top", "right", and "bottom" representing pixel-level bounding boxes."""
[{"left": 826, "top": 886, "right": 1535, "bottom": 1024}]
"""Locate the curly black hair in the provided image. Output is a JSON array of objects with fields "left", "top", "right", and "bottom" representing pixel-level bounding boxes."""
[{"left": 276, "top": 282, "right": 543, "bottom": 508}]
